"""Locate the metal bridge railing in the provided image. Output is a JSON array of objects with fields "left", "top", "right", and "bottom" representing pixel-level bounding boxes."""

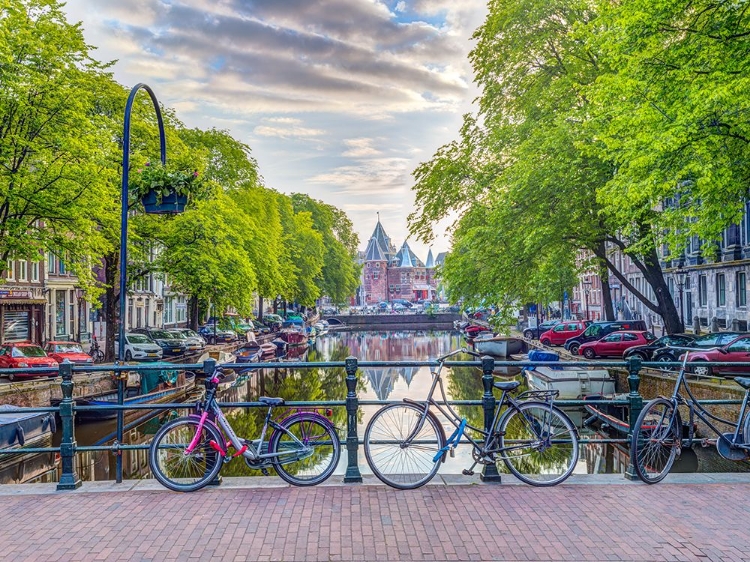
[{"left": 0, "top": 356, "right": 746, "bottom": 490}]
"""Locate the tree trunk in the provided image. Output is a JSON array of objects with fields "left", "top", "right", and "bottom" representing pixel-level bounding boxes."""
[
  {"left": 258, "top": 296, "right": 264, "bottom": 321},
  {"left": 188, "top": 295, "right": 199, "bottom": 331},
  {"left": 596, "top": 247, "right": 616, "bottom": 321},
  {"left": 640, "top": 246, "right": 682, "bottom": 334},
  {"left": 103, "top": 252, "right": 119, "bottom": 362}
]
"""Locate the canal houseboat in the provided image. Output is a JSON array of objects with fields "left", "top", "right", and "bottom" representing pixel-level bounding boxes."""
[
  {"left": 472, "top": 334, "right": 526, "bottom": 357},
  {"left": 524, "top": 365, "right": 615, "bottom": 399}
]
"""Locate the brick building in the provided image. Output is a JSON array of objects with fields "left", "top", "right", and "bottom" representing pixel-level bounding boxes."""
[{"left": 360, "top": 219, "right": 437, "bottom": 305}]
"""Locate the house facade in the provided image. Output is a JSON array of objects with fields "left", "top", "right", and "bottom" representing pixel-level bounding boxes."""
[{"left": 359, "top": 219, "right": 438, "bottom": 305}]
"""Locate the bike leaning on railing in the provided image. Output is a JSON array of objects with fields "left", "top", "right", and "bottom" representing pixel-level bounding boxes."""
[
  {"left": 148, "top": 366, "right": 341, "bottom": 492},
  {"left": 88, "top": 338, "right": 104, "bottom": 363},
  {"left": 630, "top": 351, "right": 750, "bottom": 484},
  {"left": 363, "top": 348, "right": 580, "bottom": 490}
]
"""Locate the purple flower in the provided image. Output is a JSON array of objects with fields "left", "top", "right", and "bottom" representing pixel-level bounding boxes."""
[{"left": 193, "top": 171, "right": 199, "bottom": 177}]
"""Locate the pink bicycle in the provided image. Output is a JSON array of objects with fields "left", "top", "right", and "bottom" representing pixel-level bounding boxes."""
[{"left": 148, "top": 366, "right": 341, "bottom": 492}]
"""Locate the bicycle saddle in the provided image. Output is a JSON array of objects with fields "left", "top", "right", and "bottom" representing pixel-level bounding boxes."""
[
  {"left": 494, "top": 380, "right": 521, "bottom": 391},
  {"left": 735, "top": 378, "right": 750, "bottom": 390},
  {"left": 259, "top": 396, "right": 285, "bottom": 406}
]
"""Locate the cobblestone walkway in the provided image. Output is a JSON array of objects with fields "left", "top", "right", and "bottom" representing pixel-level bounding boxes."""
[{"left": 1, "top": 477, "right": 749, "bottom": 561}]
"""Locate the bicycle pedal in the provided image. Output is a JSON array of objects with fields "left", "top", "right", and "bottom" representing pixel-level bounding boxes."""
[
  {"left": 462, "top": 469, "right": 474, "bottom": 476},
  {"left": 261, "top": 468, "right": 270, "bottom": 476}
]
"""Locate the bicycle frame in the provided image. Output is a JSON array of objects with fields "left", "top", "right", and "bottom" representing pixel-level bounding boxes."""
[
  {"left": 667, "top": 354, "right": 750, "bottom": 453},
  {"left": 402, "top": 351, "right": 561, "bottom": 460}
]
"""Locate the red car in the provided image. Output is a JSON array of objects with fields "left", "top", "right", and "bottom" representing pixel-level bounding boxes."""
[
  {"left": 578, "top": 330, "right": 657, "bottom": 359},
  {"left": 682, "top": 334, "right": 750, "bottom": 377},
  {"left": 0, "top": 342, "right": 59, "bottom": 381},
  {"left": 539, "top": 321, "right": 590, "bottom": 347},
  {"left": 44, "top": 341, "right": 93, "bottom": 365}
]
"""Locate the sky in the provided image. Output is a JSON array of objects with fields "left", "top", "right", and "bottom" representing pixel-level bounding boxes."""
[{"left": 61, "top": 0, "right": 488, "bottom": 262}]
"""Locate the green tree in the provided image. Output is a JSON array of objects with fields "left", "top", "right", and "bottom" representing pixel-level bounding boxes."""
[
  {"left": 0, "top": 0, "right": 116, "bottom": 287},
  {"left": 291, "top": 194, "right": 361, "bottom": 306}
]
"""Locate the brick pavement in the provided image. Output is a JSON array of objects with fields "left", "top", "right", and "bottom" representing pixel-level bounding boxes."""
[{"left": 0, "top": 476, "right": 749, "bottom": 561}]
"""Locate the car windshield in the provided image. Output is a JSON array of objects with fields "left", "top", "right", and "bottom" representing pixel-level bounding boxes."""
[
  {"left": 182, "top": 330, "right": 199, "bottom": 337},
  {"left": 151, "top": 330, "right": 173, "bottom": 339},
  {"left": 168, "top": 331, "right": 187, "bottom": 340},
  {"left": 127, "top": 334, "right": 152, "bottom": 344},
  {"left": 54, "top": 343, "right": 83, "bottom": 353},
  {"left": 12, "top": 346, "right": 46, "bottom": 358}
]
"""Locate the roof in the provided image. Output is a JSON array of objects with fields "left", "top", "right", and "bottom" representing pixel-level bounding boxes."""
[
  {"left": 425, "top": 249, "right": 435, "bottom": 268},
  {"left": 363, "top": 237, "right": 386, "bottom": 261}
]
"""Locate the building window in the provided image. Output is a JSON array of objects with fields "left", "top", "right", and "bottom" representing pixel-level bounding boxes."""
[
  {"left": 58, "top": 255, "right": 65, "bottom": 274},
  {"left": 48, "top": 252, "right": 55, "bottom": 274},
  {"left": 69, "top": 289, "right": 75, "bottom": 336},
  {"left": 56, "top": 291, "right": 67, "bottom": 336},
  {"left": 699, "top": 275, "right": 707, "bottom": 306},
  {"left": 6, "top": 260, "right": 13, "bottom": 281},
  {"left": 373, "top": 271, "right": 379, "bottom": 280},
  {"left": 717, "top": 273, "right": 726, "bottom": 306},
  {"left": 18, "top": 261, "right": 27, "bottom": 281},
  {"left": 31, "top": 261, "right": 39, "bottom": 282},
  {"left": 737, "top": 272, "right": 747, "bottom": 307},
  {"left": 176, "top": 296, "right": 187, "bottom": 323}
]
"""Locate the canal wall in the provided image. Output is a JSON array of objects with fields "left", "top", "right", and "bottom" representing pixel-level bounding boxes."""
[
  {"left": 0, "top": 372, "right": 116, "bottom": 408},
  {"left": 328, "top": 312, "right": 460, "bottom": 331}
]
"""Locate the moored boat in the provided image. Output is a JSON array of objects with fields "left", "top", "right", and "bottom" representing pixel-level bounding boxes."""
[
  {"left": 473, "top": 335, "right": 527, "bottom": 357},
  {"left": 524, "top": 365, "right": 615, "bottom": 399},
  {"left": 583, "top": 394, "right": 631, "bottom": 434},
  {"left": 0, "top": 405, "right": 56, "bottom": 448}
]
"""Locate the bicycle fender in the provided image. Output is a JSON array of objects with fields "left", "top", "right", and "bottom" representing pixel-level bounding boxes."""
[
  {"left": 269, "top": 411, "right": 338, "bottom": 445},
  {"left": 502, "top": 401, "right": 580, "bottom": 439}
]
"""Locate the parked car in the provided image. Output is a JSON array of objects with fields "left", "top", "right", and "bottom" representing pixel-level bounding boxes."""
[
  {"left": 0, "top": 343, "right": 58, "bottom": 381},
  {"left": 622, "top": 333, "right": 697, "bottom": 361},
  {"left": 539, "top": 321, "right": 590, "bottom": 347},
  {"left": 115, "top": 333, "right": 163, "bottom": 362},
  {"left": 262, "top": 314, "right": 284, "bottom": 331},
  {"left": 680, "top": 334, "right": 750, "bottom": 377},
  {"left": 198, "top": 325, "right": 236, "bottom": 345},
  {"left": 250, "top": 320, "right": 271, "bottom": 335},
  {"left": 654, "top": 331, "right": 748, "bottom": 369},
  {"left": 523, "top": 320, "right": 560, "bottom": 340},
  {"left": 130, "top": 328, "right": 187, "bottom": 357},
  {"left": 392, "top": 302, "right": 406, "bottom": 311},
  {"left": 391, "top": 299, "right": 413, "bottom": 309},
  {"left": 166, "top": 329, "right": 205, "bottom": 352},
  {"left": 43, "top": 341, "right": 94, "bottom": 365},
  {"left": 578, "top": 330, "right": 657, "bottom": 359},
  {"left": 563, "top": 320, "right": 647, "bottom": 355},
  {"left": 377, "top": 302, "right": 389, "bottom": 310}
]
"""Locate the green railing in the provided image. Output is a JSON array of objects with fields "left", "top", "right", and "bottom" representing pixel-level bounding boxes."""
[{"left": 0, "top": 356, "right": 746, "bottom": 490}]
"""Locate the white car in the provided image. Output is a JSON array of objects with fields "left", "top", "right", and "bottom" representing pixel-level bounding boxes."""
[
  {"left": 115, "top": 333, "right": 163, "bottom": 362},
  {"left": 168, "top": 329, "right": 206, "bottom": 352}
]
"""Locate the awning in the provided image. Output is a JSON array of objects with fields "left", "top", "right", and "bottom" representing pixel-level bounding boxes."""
[{"left": 0, "top": 299, "right": 47, "bottom": 305}]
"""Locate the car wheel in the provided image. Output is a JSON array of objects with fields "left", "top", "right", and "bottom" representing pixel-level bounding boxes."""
[
  {"left": 691, "top": 360, "right": 712, "bottom": 377},
  {"left": 523, "top": 330, "right": 534, "bottom": 339},
  {"left": 8, "top": 372, "right": 16, "bottom": 382},
  {"left": 568, "top": 344, "right": 580, "bottom": 355},
  {"left": 125, "top": 350, "right": 133, "bottom": 362},
  {"left": 540, "top": 338, "right": 551, "bottom": 347},
  {"left": 583, "top": 348, "right": 596, "bottom": 360},
  {"left": 656, "top": 355, "right": 676, "bottom": 371}
]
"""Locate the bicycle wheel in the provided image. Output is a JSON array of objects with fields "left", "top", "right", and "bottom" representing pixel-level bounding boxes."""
[
  {"left": 93, "top": 350, "right": 104, "bottom": 363},
  {"left": 270, "top": 413, "right": 341, "bottom": 486},
  {"left": 498, "top": 401, "right": 579, "bottom": 486},
  {"left": 148, "top": 416, "right": 224, "bottom": 492},
  {"left": 364, "top": 403, "right": 443, "bottom": 490},
  {"left": 631, "top": 398, "right": 681, "bottom": 484}
]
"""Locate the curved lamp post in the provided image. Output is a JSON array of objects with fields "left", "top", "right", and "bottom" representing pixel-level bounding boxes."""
[
  {"left": 116, "top": 84, "right": 167, "bottom": 484},
  {"left": 118, "top": 84, "right": 166, "bottom": 362}
]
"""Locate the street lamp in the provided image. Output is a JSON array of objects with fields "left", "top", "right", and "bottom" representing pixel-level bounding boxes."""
[
  {"left": 675, "top": 265, "right": 686, "bottom": 328},
  {"left": 583, "top": 281, "right": 592, "bottom": 320}
]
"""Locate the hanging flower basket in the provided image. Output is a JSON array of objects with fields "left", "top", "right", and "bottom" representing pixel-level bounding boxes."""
[
  {"left": 129, "top": 162, "right": 202, "bottom": 215},
  {"left": 140, "top": 189, "right": 188, "bottom": 214}
]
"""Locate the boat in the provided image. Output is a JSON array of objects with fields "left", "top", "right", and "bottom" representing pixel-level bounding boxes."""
[
  {"left": 279, "top": 326, "right": 308, "bottom": 347},
  {"left": 197, "top": 350, "right": 237, "bottom": 364},
  {"left": 0, "top": 405, "right": 56, "bottom": 448},
  {"left": 51, "top": 369, "right": 196, "bottom": 423},
  {"left": 582, "top": 394, "right": 631, "bottom": 434},
  {"left": 524, "top": 365, "right": 615, "bottom": 399},
  {"left": 472, "top": 334, "right": 527, "bottom": 357}
]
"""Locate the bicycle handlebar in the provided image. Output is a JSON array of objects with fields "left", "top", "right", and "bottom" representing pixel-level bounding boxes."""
[{"left": 436, "top": 348, "right": 481, "bottom": 363}]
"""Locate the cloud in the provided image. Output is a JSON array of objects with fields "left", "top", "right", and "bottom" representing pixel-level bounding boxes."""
[{"left": 342, "top": 138, "right": 382, "bottom": 158}]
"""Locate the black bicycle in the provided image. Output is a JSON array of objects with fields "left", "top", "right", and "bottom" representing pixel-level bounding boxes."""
[
  {"left": 630, "top": 352, "right": 750, "bottom": 483},
  {"left": 363, "top": 348, "right": 579, "bottom": 489}
]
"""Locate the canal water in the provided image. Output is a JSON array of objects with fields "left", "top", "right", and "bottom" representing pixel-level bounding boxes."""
[{"left": 5, "top": 329, "right": 748, "bottom": 484}]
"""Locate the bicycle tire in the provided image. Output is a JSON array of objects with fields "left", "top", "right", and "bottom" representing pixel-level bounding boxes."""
[
  {"left": 745, "top": 410, "right": 750, "bottom": 447},
  {"left": 148, "top": 416, "right": 224, "bottom": 492},
  {"left": 364, "top": 403, "right": 443, "bottom": 490},
  {"left": 498, "top": 401, "right": 579, "bottom": 486},
  {"left": 630, "top": 398, "right": 681, "bottom": 484},
  {"left": 93, "top": 350, "right": 104, "bottom": 363},
  {"left": 270, "top": 413, "right": 341, "bottom": 486}
]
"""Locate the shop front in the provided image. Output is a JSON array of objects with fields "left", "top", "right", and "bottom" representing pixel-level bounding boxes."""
[{"left": 0, "top": 289, "right": 46, "bottom": 344}]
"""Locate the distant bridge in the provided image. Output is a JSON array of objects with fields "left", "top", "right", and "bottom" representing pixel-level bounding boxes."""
[{"left": 327, "top": 312, "right": 461, "bottom": 330}]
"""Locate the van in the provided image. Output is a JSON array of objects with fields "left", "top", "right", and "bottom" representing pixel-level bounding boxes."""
[{"left": 563, "top": 320, "right": 648, "bottom": 355}]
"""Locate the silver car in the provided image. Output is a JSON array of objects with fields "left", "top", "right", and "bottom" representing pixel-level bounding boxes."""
[{"left": 168, "top": 329, "right": 206, "bottom": 352}]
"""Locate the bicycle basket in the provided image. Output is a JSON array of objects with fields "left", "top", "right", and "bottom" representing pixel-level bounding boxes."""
[{"left": 516, "top": 389, "right": 559, "bottom": 402}]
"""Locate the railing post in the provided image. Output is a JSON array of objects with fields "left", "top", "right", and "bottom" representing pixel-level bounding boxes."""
[
  {"left": 115, "top": 362, "right": 126, "bottom": 483},
  {"left": 57, "top": 360, "right": 81, "bottom": 490},
  {"left": 480, "top": 355, "right": 502, "bottom": 482},
  {"left": 344, "top": 356, "right": 362, "bottom": 483},
  {"left": 624, "top": 355, "right": 643, "bottom": 480}
]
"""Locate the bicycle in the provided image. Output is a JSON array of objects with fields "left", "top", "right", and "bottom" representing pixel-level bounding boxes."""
[
  {"left": 630, "top": 352, "right": 750, "bottom": 484},
  {"left": 89, "top": 338, "right": 104, "bottom": 363},
  {"left": 148, "top": 366, "right": 341, "bottom": 492},
  {"left": 363, "top": 348, "right": 580, "bottom": 489}
]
